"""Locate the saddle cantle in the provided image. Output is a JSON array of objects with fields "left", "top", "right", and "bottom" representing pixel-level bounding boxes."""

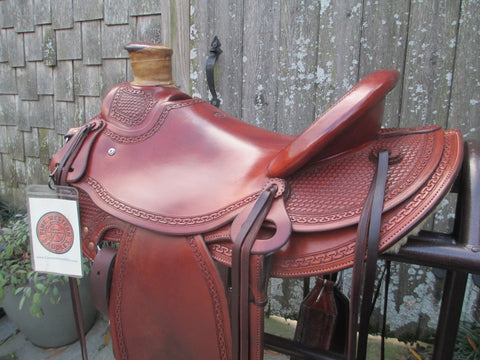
[{"left": 50, "top": 43, "right": 462, "bottom": 360}]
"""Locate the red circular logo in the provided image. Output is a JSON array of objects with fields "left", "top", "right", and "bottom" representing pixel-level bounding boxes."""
[{"left": 36, "top": 212, "right": 74, "bottom": 254}]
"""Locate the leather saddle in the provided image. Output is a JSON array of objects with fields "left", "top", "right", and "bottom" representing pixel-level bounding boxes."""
[{"left": 50, "top": 43, "right": 463, "bottom": 360}]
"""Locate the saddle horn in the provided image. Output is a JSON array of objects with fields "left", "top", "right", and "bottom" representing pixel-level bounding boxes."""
[{"left": 125, "top": 42, "right": 176, "bottom": 87}]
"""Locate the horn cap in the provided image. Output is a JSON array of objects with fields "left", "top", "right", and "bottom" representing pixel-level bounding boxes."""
[{"left": 125, "top": 42, "right": 175, "bottom": 87}]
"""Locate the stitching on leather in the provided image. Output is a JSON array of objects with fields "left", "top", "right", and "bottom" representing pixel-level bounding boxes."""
[
  {"left": 286, "top": 131, "right": 437, "bottom": 226},
  {"left": 187, "top": 236, "right": 229, "bottom": 360},
  {"left": 109, "top": 85, "right": 157, "bottom": 127},
  {"left": 86, "top": 176, "right": 261, "bottom": 226},
  {"left": 271, "top": 133, "right": 458, "bottom": 278},
  {"left": 104, "top": 98, "right": 204, "bottom": 144},
  {"left": 113, "top": 226, "right": 136, "bottom": 360}
]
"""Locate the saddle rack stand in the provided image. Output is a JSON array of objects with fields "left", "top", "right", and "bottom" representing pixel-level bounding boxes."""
[{"left": 264, "top": 139, "right": 480, "bottom": 360}]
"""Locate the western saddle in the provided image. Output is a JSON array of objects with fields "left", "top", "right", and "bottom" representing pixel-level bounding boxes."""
[{"left": 50, "top": 43, "right": 463, "bottom": 360}]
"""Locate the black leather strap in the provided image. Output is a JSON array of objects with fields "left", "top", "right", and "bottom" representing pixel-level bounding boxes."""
[
  {"left": 348, "top": 149, "right": 389, "bottom": 360},
  {"left": 381, "top": 261, "right": 391, "bottom": 359},
  {"left": 231, "top": 186, "right": 276, "bottom": 360}
]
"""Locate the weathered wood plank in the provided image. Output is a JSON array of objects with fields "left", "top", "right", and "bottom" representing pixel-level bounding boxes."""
[
  {"left": 400, "top": 0, "right": 461, "bottom": 128},
  {"left": 135, "top": 15, "right": 162, "bottom": 44},
  {"left": 104, "top": 0, "right": 129, "bottom": 25},
  {"left": 0, "top": 95, "right": 16, "bottom": 125},
  {"left": 73, "top": 61, "right": 101, "bottom": 96},
  {"left": 101, "top": 23, "right": 134, "bottom": 59},
  {"left": 15, "top": 97, "right": 31, "bottom": 131},
  {"left": 274, "top": 0, "right": 323, "bottom": 134},
  {"left": 73, "top": 0, "right": 103, "bottom": 22},
  {"left": 51, "top": 0, "right": 73, "bottom": 30},
  {"left": 25, "top": 156, "right": 48, "bottom": 185},
  {"left": 34, "top": 0, "right": 52, "bottom": 25},
  {"left": 36, "top": 62, "right": 54, "bottom": 94},
  {"left": 214, "top": 0, "right": 244, "bottom": 117},
  {"left": 53, "top": 100, "right": 69, "bottom": 134},
  {"left": 42, "top": 25, "right": 56, "bottom": 66},
  {"left": 28, "top": 95, "right": 54, "bottom": 128},
  {"left": 14, "top": 0, "right": 35, "bottom": 33},
  {"left": 190, "top": 0, "right": 244, "bottom": 121},
  {"left": 54, "top": 96, "right": 85, "bottom": 133},
  {"left": 101, "top": 59, "right": 127, "bottom": 97},
  {"left": 4, "top": 125, "right": 25, "bottom": 161},
  {"left": 67, "top": 96, "right": 86, "bottom": 128},
  {"left": 16, "top": 61, "right": 39, "bottom": 100},
  {"left": 448, "top": 0, "right": 480, "bottom": 141},
  {"left": 129, "top": 0, "right": 162, "bottom": 16},
  {"left": 1, "top": 155, "right": 21, "bottom": 188},
  {"left": 313, "top": 0, "right": 364, "bottom": 117},
  {"left": 53, "top": 60, "right": 74, "bottom": 101},
  {"left": 0, "top": 63, "right": 18, "bottom": 94},
  {"left": 15, "top": 160, "right": 26, "bottom": 186},
  {"left": 82, "top": 20, "right": 102, "bottom": 65},
  {"left": 188, "top": 0, "right": 214, "bottom": 100},
  {"left": 56, "top": 22, "right": 82, "bottom": 60},
  {"left": 0, "top": 0, "right": 14, "bottom": 29},
  {"left": 23, "top": 128, "right": 39, "bottom": 157},
  {"left": 0, "top": 127, "right": 8, "bottom": 153},
  {"left": 38, "top": 127, "right": 61, "bottom": 164},
  {"left": 24, "top": 30, "right": 43, "bottom": 61},
  {"left": 84, "top": 96, "right": 102, "bottom": 121},
  {"left": 240, "top": 0, "right": 282, "bottom": 131},
  {"left": 360, "top": 1, "right": 410, "bottom": 127},
  {"left": 7, "top": 28, "right": 26, "bottom": 67},
  {"left": 156, "top": 0, "right": 190, "bottom": 93},
  {"left": 0, "top": 29, "right": 8, "bottom": 62}
]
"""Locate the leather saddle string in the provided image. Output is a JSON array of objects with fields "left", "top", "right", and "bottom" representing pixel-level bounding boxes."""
[
  {"left": 231, "top": 186, "right": 277, "bottom": 360},
  {"left": 381, "top": 261, "right": 391, "bottom": 359},
  {"left": 55, "top": 122, "right": 98, "bottom": 186},
  {"left": 348, "top": 150, "right": 389, "bottom": 360}
]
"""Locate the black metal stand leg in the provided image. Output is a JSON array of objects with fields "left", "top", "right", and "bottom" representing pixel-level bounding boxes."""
[{"left": 432, "top": 269, "right": 468, "bottom": 360}]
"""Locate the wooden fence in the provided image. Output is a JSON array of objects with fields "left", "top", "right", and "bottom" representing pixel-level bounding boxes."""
[{"left": 0, "top": 0, "right": 479, "bottom": 340}]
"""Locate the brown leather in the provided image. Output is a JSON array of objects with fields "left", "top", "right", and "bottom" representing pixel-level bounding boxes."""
[
  {"left": 293, "top": 278, "right": 339, "bottom": 352},
  {"left": 109, "top": 229, "right": 232, "bottom": 360},
  {"left": 125, "top": 43, "right": 175, "bottom": 87},
  {"left": 207, "top": 129, "right": 463, "bottom": 278},
  {"left": 49, "top": 43, "right": 464, "bottom": 360},
  {"left": 91, "top": 246, "right": 116, "bottom": 317}
]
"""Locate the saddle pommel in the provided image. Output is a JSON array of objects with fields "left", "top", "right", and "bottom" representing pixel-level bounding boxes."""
[{"left": 125, "top": 42, "right": 175, "bottom": 87}]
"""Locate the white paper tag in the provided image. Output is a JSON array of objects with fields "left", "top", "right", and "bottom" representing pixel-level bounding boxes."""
[{"left": 27, "top": 185, "right": 83, "bottom": 278}]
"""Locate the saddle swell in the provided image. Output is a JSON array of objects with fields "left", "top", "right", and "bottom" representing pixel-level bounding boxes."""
[{"left": 49, "top": 43, "right": 463, "bottom": 360}]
